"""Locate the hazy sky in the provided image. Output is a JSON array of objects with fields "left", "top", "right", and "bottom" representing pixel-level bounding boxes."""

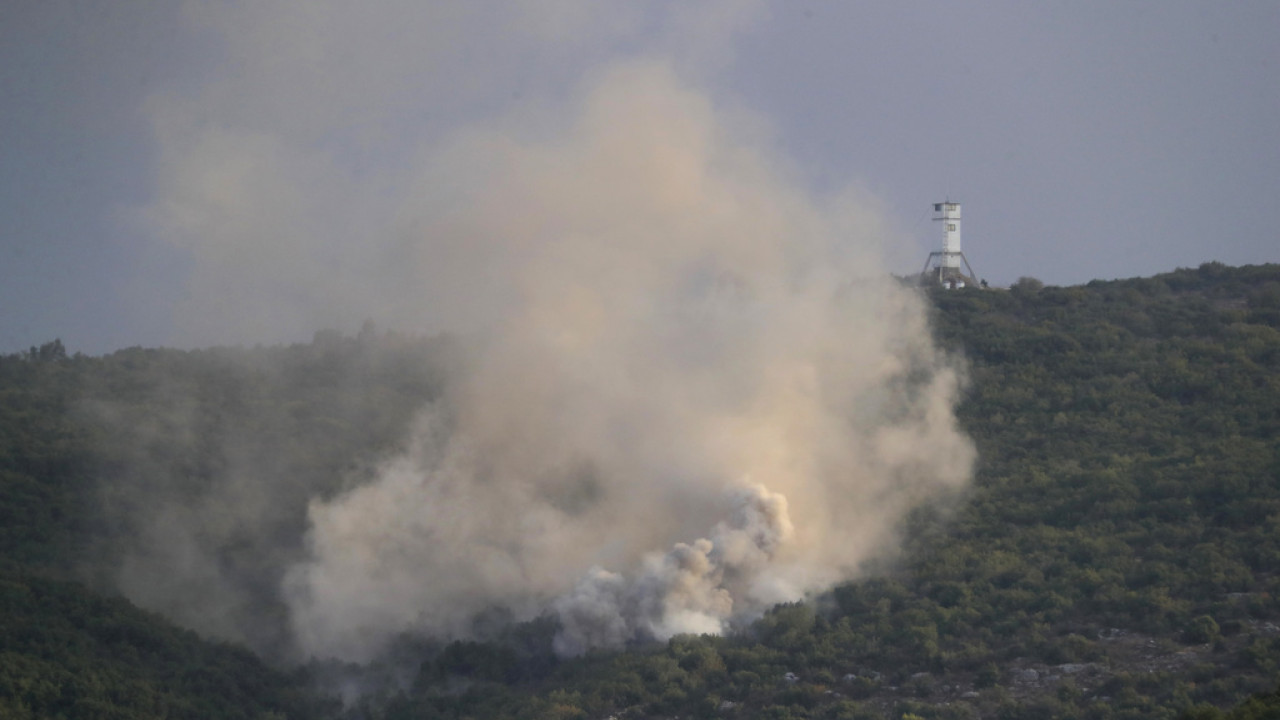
[{"left": 2, "top": 1, "right": 1276, "bottom": 355}]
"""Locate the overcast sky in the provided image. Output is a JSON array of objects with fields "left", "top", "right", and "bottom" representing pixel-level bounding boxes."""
[{"left": 2, "top": 1, "right": 1276, "bottom": 355}]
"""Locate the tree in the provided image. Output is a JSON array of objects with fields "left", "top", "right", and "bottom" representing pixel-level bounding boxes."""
[{"left": 1010, "top": 276, "right": 1044, "bottom": 295}]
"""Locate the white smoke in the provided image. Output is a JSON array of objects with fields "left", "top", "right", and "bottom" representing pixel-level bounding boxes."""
[
  {"left": 553, "top": 483, "right": 792, "bottom": 656},
  {"left": 127, "top": 1, "right": 975, "bottom": 663}
]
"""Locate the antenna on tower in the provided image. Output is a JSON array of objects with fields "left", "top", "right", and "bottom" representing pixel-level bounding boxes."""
[{"left": 919, "top": 200, "right": 981, "bottom": 289}]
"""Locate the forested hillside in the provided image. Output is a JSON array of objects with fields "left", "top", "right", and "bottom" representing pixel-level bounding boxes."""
[
  {"left": 0, "top": 330, "right": 455, "bottom": 718},
  {"left": 1, "top": 263, "right": 1278, "bottom": 719}
]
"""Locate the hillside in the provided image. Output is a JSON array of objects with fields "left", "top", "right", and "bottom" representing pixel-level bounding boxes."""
[
  {"left": 0, "top": 263, "right": 1278, "bottom": 719},
  {"left": 386, "top": 263, "right": 1280, "bottom": 720},
  {"left": 0, "top": 331, "right": 455, "bottom": 719}
]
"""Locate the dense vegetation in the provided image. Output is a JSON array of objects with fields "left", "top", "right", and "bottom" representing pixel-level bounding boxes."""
[
  {"left": 0, "top": 329, "right": 453, "bottom": 718},
  {"left": 1, "top": 263, "right": 1278, "bottom": 719}
]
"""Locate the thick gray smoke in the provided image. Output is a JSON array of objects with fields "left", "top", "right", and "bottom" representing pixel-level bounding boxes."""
[
  {"left": 115, "top": 0, "right": 974, "bottom": 663},
  {"left": 276, "top": 61, "right": 973, "bottom": 657}
]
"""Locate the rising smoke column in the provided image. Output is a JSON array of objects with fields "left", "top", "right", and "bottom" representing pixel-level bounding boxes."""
[
  {"left": 279, "top": 60, "right": 974, "bottom": 662},
  {"left": 128, "top": 1, "right": 973, "bottom": 663}
]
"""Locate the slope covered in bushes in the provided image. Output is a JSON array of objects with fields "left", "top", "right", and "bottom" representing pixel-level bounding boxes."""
[{"left": 0, "top": 263, "right": 1278, "bottom": 719}]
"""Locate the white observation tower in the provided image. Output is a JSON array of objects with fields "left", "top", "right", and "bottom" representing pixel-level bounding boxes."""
[{"left": 920, "top": 201, "right": 979, "bottom": 289}]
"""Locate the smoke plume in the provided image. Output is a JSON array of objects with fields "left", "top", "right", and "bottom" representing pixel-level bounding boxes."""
[
  {"left": 114, "top": 1, "right": 974, "bottom": 663},
  {"left": 277, "top": 58, "right": 972, "bottom": 661}
]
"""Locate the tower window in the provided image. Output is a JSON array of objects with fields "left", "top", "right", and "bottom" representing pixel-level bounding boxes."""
[{"left": 947, "top": 223, "right": 956, "bottom": 231}]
